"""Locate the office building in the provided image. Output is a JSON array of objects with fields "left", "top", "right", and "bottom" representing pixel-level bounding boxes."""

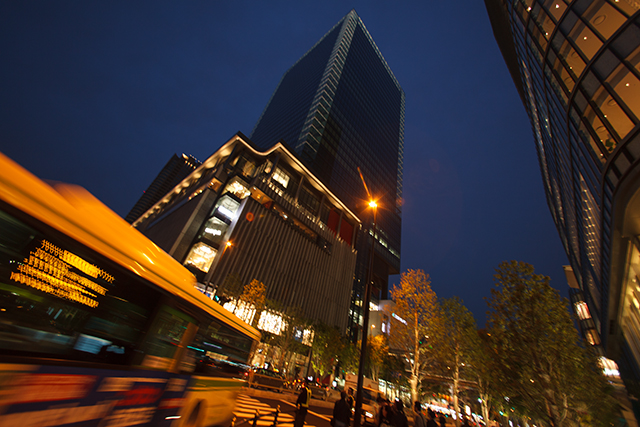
[
  {"left": 250, "top": 10, "right": 405, "bottom": 337},
  {"left": 486, "top": 0, "right": 640, "bottom": 380},
  {"left": 125, "top": 154, "right": 201, "bottom": 224},
  {"left": 132, "top": 133, "right": 360, "bottom": 332}
]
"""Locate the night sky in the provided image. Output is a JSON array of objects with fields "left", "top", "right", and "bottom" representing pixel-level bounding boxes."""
[{"left": 0, "top": 2, "right": 569, "bottom": 326}]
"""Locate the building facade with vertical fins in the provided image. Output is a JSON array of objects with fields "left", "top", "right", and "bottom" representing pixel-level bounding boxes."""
[
  {"left": 486, "top": 0, "right": 640, "bottom": 379},
  {"left": 125, "top": 153, "right": 201, "bottom": 224},
  {"left": 132, "top": 133, "right": 360, "bottom": 332},
  {"left": 250, "top": 10, "right": 405, "bottom": 338}
]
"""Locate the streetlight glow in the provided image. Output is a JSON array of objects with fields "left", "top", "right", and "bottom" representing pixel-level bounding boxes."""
[{"left": 353, "top": 172, "right": 379, "bottom": 427}]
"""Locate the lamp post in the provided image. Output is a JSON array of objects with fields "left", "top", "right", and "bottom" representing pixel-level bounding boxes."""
[{"left": 353, "top": 199, "right": 377, "bottom": 427}]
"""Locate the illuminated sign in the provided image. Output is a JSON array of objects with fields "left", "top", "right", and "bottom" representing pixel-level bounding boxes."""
[
  {"left": 10, "top": 240, "right": 113, "bottom": 308},
  {"left": 204, "top": 227, "right": 222, "bottom": 236},
  {"left": 392, "top": 313, "right": 407, "bottom": 325}
]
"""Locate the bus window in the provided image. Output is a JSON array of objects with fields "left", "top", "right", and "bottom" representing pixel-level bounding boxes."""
[
  {"left": 139, "top": 305, "right": 198, "bottom": 372},
  {"left": 0, "top": 207, "right": 159, "bottom": 365}
]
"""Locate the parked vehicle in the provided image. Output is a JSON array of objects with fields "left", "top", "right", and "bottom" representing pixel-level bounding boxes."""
[
  {"left": 309, "top": 383, "right": 330, "bottom": 400},
  {"left": 249, "top": 368, "right": 286, "bottom": 391}
]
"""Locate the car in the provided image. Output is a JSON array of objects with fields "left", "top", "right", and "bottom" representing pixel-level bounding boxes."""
[
  {"left": 249, "top": 368, "right": 286, "bottom": 392},
  {"left": 308, "top": 383, "right": 329, "bottom": 400}
]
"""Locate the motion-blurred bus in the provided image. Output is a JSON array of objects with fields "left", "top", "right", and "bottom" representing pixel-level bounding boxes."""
[{"left": 0, "top": 152, "right": 260, "bottom": 427}]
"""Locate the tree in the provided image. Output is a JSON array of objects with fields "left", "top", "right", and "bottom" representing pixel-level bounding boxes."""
[
  {"left": 387, "top": 269, "right": 442, "bottom": 404},
  {"left": 240, "top": 279, "right": 266, "bottom": 327},
  {"left": 473, "top": 330, "right": 498, "bottom": 426},
  {"left": 266, "top": 301, "right": 308, "bottom": 375},
  {"left": 366, "top": 334, "right": 389, "bottom": 382},
  {"left": 310, "top": 322, "right": 343, "bottom": 381},
  {"left": 338, "top": 337, "right": 359, "bottom": 375},
  {"left": 438, "top": 297, "right": 479, "bottom": 427},
  {"left": 486, "top": 261, "right": 616, "bottom": 426},
  {"left": 217, "top": 272, "right": 243, "bottom": 301}
]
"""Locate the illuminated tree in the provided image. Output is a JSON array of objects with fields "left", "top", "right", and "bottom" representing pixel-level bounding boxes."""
[
  {"left": 310, "top": 322, "right": 343, "bottom": 381},
  {"left": 437, "top": 297, "right": 479, "bottom": 427},
  {"left": 473, "top": 330, "right": 498, "bottom": 426},
  {"left": 239, "top": 279, "right": 266, "bottom": 327},
  {"left": 387, "top": 269, "right": 442, "bottom": 403},
  {"left": 366, "top": 334, "right": 389, "bottom": 382},
  {"left": 266, "top": 301, "right": 308, "bottom": 376},
  {"left": 486, "top": 261, "right": 616, "bottom": 426},
  {"left": 338, "top": 337, "right": 359, "bottom": 375}
]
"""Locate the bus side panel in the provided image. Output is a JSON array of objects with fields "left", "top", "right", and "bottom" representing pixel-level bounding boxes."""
[
  {"left": 0, "top": 363, "right": 190, "bottom": 427},
  {"left": 173, "top": 376, "right": 246, "bottom": 427}
]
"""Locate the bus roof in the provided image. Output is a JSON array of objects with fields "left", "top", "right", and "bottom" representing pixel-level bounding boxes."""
[{"left": 0, "top": 152, "right": 260, "bottom": 342}]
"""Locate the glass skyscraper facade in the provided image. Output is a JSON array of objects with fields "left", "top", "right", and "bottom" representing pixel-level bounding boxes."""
[
  {"left": 125, "top": 153, "right": 201, "bottom": 224},
  {"left": 486, "top": 0, "right": 640, "bottom": 381},
  {"left": 250, "top": 10, "right": 405, "bottom": 337}
]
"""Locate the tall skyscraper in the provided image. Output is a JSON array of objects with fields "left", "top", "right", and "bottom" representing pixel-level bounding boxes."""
[
  {"left": 250, "top": 10, "right": 405, "bottom": 337},
  {"left": 125, "top": 153, "right": 200, "bottom": 224},
  {"left": 486, "top": 0, "right": 640, "bottom": 381}
]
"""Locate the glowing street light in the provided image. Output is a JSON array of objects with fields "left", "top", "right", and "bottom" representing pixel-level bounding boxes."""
[{"left": 354, "top": 167, "right": 378, "bottom": 427}]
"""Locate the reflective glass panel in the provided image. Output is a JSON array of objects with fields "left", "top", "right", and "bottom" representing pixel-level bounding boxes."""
[{"left": 593, "top": 85, "right": 635, "bottom": 140}]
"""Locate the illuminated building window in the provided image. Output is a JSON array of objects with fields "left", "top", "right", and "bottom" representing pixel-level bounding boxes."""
[
  {"left": 223, "top": 178, "right": 251, "bottom": 200},
  {"left": 272, "top": 168, "right": 290, "bottom": 189},
  {"left": 574, "top": 301, "right": 592, "bottom": 320},
  {"left": 223, "top": 298, "right": 256, "bottom": 325},
  {"left": 233, "top": 155, "right": 257, "bottom": 178},
  {"left": 214, "top": 195, "right": 240, "bottom": 220},
  {"left": 599, "top": 356, "right": 621, "bottom": 378},
  {"left": 202, "top": 216, "right": 228, "bottom": 245},
  {"left": 585, "top": 329, "right": 601, "bottom": 346},
  {"left": 184, "top": 242, "right": 217, "bottom": 273},
  {"left": 302, "top": 328, "right": 314, "bottom": 346},
  {"left": 257, "top": 310, "right": 285, "bottom": 335}
]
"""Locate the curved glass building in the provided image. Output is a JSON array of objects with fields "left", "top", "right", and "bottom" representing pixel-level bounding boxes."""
[{"left": 486, "top": 0, "right": 640, "bottom": 379}]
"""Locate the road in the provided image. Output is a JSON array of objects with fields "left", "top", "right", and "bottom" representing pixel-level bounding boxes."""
[{"left": 233, "top": 387, "right": 334, "bottom": 427}]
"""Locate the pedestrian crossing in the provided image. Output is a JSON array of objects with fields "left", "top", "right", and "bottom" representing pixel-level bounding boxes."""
[{"left": 233, "top": 394, "right": 314, "bottom": 427}]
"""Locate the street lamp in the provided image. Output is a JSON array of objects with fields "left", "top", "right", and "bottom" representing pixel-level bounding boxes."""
[{"left": 353, "top": 197, "right": 377, "bottom": 427}]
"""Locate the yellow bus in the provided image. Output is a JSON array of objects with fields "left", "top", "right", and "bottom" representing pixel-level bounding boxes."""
[{"left": 0, "top": 152, "right": 260, "bottom": 427}]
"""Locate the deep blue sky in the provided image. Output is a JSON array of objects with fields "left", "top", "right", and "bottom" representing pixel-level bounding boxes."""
[{"left": 0, "top": 2, "right": 569, "bottom": 325}]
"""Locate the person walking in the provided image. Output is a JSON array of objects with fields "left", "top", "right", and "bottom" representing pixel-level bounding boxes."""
[
  {"left": 425, "top": 409, "right": 438, "bottom": 427},
  {"left": 437, "top": 413, "right": 446, "bottom": 427},
  {"left": 389, "top": 400, "right": 408, "bottom": 427},
  {"left": 413, "top": 402, "right": 426, "bottom": 427},
  {"left": 294, "top": 379, "right": 312, "bottom": 427},
  {"left": 332, "top": 391, "right": 352, "bottom": 427}
]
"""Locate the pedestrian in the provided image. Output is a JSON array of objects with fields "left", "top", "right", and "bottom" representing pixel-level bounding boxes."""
[
  {"left": 346, "top": 387, "right": 355, "bottom": 408},
  {"left": 461, "top": 417, "right": 471, "bottom": 427},
  {"left": 389, "top": 400, "right": 408, "bottom": 427},
  {"left": 332, "top": 391, "right": 351, "bottom": 427},
  {"left": 413, "top": 401, "right": 426, "bottom": 427},
  {"left": 294, "top": 378, "right": 312, "bottom": 427},
  {"left": 437, "top": 412, "right": 446, "bottom": 427},
  {"left": 374, "top": 395, "right": 385, "bottom": 427},
  {"left": 425, "top": 409, "right": 438, "bottom": 427},
  {"left": 379, "top": 399, "right": 392, "bottom": 427}
]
